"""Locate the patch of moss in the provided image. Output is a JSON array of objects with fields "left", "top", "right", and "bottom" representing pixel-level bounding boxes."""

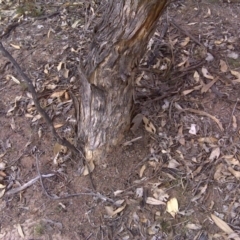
[
  {"left": 227, "top": 58, "right": 240, "bottom": 68},
  {"left": 34, "top": 223, "right": 44, "bottom": 236}
]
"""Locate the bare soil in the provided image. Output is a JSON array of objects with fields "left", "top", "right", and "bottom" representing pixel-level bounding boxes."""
[{"left": 0, "top": 0, "right": 240, "bottom": 239}]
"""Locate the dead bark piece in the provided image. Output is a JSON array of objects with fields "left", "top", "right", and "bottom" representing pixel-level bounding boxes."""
[{"left": 78, "top": 0, "right": 170, "bottom": 161}]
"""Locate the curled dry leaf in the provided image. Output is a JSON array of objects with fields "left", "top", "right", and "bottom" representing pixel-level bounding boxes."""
[
  {"left": 211, "top": 214, "right": 234, "bottom": 235},
  {"left": 10, "top": 43, "right": 21, "bottom": 49},
  {"left": 166, "top": 198, "right": 178, "bottom": 218},
  {"left": 139, "top": 164, "right": 146, "bottom": 178},
  {"left": 202, "top": 67, "right": 214, "bottom": 79},
  {"left": 142, "top": 116, "right": 156, "bottom": 134},
  {"left": 6, "top": 74, "right": 20, "bottom": 84}
]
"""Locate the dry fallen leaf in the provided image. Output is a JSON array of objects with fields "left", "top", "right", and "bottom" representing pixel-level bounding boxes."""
[
  {"left": 209, "top": 147, "right": 220, "bottom": 161},
  {"left": 186, "top": 223, "right": 202, "bottom": 230},
  {"left": 201, "top": 77, "right": 218, "bottom": 93},
  {"left": 223, "top": 155, "right": 240, "bottom": 166},
  {"left": 180, "top": 37, "right": 190, "bottom": 47},
  {"left": 182, "top": 89, "right": 195, "bottom": 96},
  {"left": 232, "top": 115, "right": 237, "bottom": 129},
  {"left": 6, "top": 74, "right": 20, "bottom": 84},
  {"left": 139, "top": 164, "right": 146, "bottom": 178},
  {"left": 168, "top": 159, "right": 180, "bottom": 169},
  {"left": 0, "top": 188, "right": 6, "bottom": 198},
  {"left": 83, "top": 160, "right": 95, "bottom": 176},
  {"left": 189, "top": 124, "right": 197, "bottom": 135},
  {"left": 143, "top": 116, "right": 156, "bottom": 134},
  {"left": 177, "top": 125, "right": 185, "bottom": 145},
  {"left": 105, "top": 203, "right": 126, "bottom": 218},
  {"left": 10, "top": 43, "right": 21, "bottom": 49},
  {"left": 53, "top": 143, "right": 67, "bottom": 156},
  {"left": 166, "top": 198, "right": 178, "bottom": 218},
  {"left": 202, "top": 67, "right": 214, "bottom": 79},
  {"left": 193, "top": 71, "right": 200, "bottom": 82},
  {"left": 219, "top": 60, "right": 228, "bottom": 73},
  {"left": 50, "top": 90, "right": 66, "bottom": 98},
  {"left": 198, "top": 137, "right": 218, "bottom": 144},
  {"left": 214, "top": 163, "right": 224, "bottom": 181},
  {"left": 228, "top": 167, "right": 240, "bottom": 179},
  {"left": 231, "top": 70, "right": 240, "bottom": 83},
  {"left": 146, "top": 197, "right": 166, "bottom": 205},
  {"left": 211, "top": 214, "right": 234, "bottom": 234},
  {"left": 131, "top": 114, "right": 143, "bottom": 132},
  {"left": 16, "top": 224, "right": 24, "bottom": 238},
  {"left": 54, "top": 123, "right": 64, "bottom": 129}
]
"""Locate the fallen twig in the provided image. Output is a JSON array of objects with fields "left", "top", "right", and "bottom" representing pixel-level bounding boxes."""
[
  {"left": 35, "top": 154, "right": 113, "bottom": 202},
  {"left": 0, "top": 42, "right": 80, "bottom": 155},
  {"left": 5, "top": 173, "right": 55, "bottom": 196},
  {"left": 170, "top": 20, "right": 204, "bottom": 48},
  {"left": 182, "top": 108, "right": 224, "bottom": 131},
  {"left": 0, "top": 41, "right": 96, "bottom": 190}
]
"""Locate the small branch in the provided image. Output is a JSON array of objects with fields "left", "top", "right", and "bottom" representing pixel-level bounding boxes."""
[
  {"left": 0, "top": 41, "right": 96, "bottom": 189},
  {"left": 182, "top": 108, "right": 224, "bottom": 131},
  {"left": 35, "top": 154, "right": 110, "bottom": 201},
  {"left": 0, "top": 41, "right": 80, "bottom": 155},
  {"left": 5, "top": 173, "right": 55, "bottom": 196},
  {"left": 170, "top": 20, "right": 205, "bottom": 48}
]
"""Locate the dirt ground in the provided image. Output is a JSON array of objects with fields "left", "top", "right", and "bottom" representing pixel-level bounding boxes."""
[{"left": 1, "top": 0, "right": 240, "bottom": 239}]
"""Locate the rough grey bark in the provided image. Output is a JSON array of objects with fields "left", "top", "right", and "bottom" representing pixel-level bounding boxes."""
[{"left": 78, "top": 0, "right": 170, "bottom": 161}]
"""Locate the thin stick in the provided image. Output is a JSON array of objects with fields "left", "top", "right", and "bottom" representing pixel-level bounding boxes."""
[
  {"left": 183, "top": 108, "right": 224, "bottom": 131},
  {"left": 5, "top": 174, "right": 55, "bottom": 196},
  {"left": 34, "top": 154, "right": 113, "bottom": 202},
  {"left": 0, "top": 42, "right": 80, "bottom": 155},
  {"left": 0, "top": 41, "right": 96, "bottom": 190},
  {"left": 170, "top": 20, "right": 204, "bottom": 47}
]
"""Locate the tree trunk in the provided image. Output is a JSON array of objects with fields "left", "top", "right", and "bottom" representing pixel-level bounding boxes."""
[{"left": 78, "top": 0, "right": 170, "bottom": 162}]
